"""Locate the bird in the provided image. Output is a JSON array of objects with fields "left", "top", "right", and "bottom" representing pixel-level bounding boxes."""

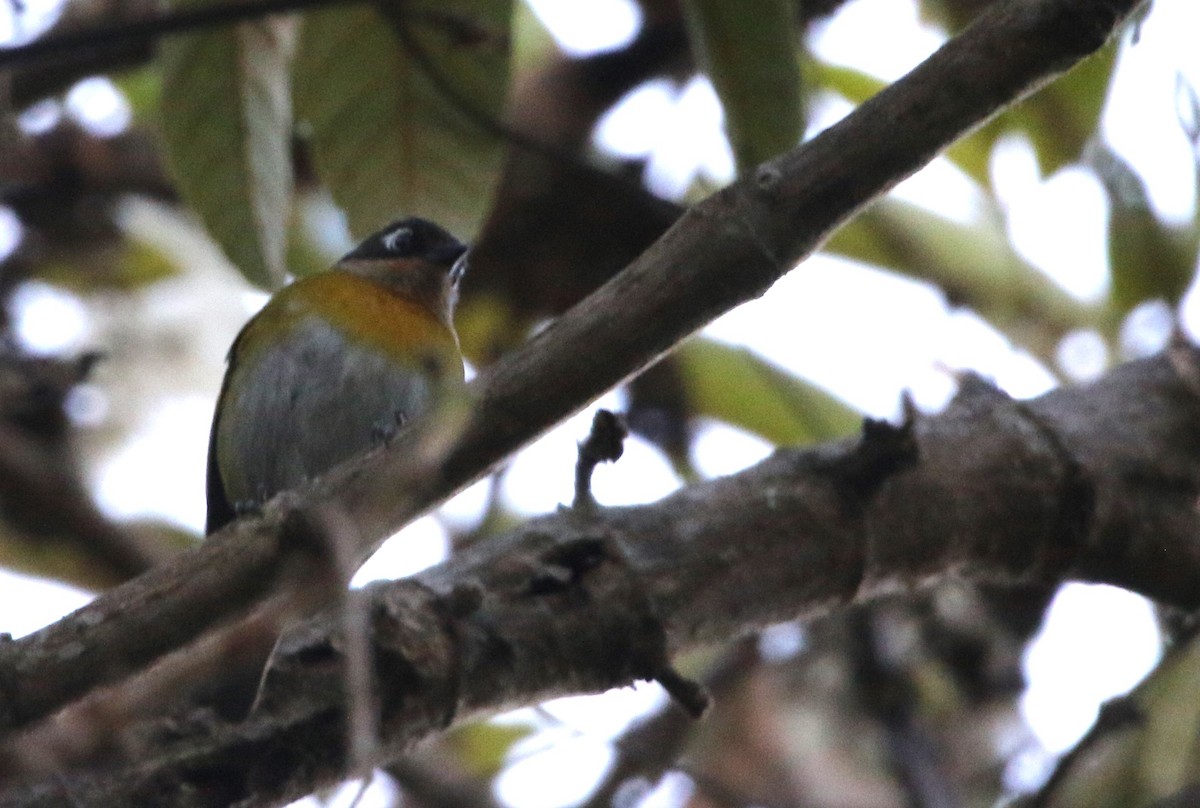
[{"left": 205, "top": 217, "right": 468, "bottom": 535}]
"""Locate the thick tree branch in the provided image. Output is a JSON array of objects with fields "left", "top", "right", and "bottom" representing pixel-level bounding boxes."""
[
  {"left": 0, "top": 0, "right": 1143, "bottom": 738},
  {"left": 3, "top": 345, "right": 1200, "bottom": 805}
]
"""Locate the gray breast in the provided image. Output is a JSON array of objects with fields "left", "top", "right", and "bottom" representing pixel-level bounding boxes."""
[{"left": 218, "top": 317, "right": 435, "bottom": 505}]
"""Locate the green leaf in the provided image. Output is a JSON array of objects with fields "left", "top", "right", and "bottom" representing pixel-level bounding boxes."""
[
  {"left": 675, "top": 338, "right": 859, "bottom": 446},
  {"left": 294, "top": 0, "right": 512, "bottom": 240},
  {"left": 113, "top": 66, "right": 162, "bottom": 126},
  {"left": 1039, "top": 635, "right": 1200, "bottom": 807},
  {"left": 116, "top": 239, "right": 184, "bottom": 288},
  {"left": 1135, "top": 639, "right": 1200, "bottom": 802},
  {"left": 159, "top": 12, "right": 295, "bottom": 289},
  {"left": 946, "top": 41, "right": 1118, "bottom": 186},
  {"left": 683, "top": 0, "right": 803, "bottom": 172},
  {"left": 825, "top": 198, "right": 1102, "bottom": 357},
  {"left": 445, "top": 721, "right": 535, "bottom": 778},
  {"left": 1092, "top": 145, "right": 1200, "bottom": 314},
  {"left": 808, "top": 59, "right": 886, "bottom": 106},
  {"left": 509, "top": 0, "right": 557, "bottom": 78},
  {"left": 38, "top": 240, "right": 181, "bottom": 292}
]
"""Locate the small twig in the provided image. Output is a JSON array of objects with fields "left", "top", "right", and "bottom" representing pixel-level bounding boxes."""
[
  {"left": 0, "top": 0, "right": 363, "bottom": 69},
  {"left": 583, "top": 639, "right": 758, "bottom": 808},
  {"left": 654, "top": 668, "right": 709, "bottom": 719},
  {"left": 573, "top": 409, "right": 628, "bottom": 511},
  {"left": 343, "top": 776, "right": 372, "bottom": 808}
]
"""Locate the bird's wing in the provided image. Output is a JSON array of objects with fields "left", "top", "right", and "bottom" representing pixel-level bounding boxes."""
[
  {"left": 204, "top": 326, "right": 251, "bottom": 535},
  {"left": 204, "top": 408, "right": 236, "bottom": 535}
]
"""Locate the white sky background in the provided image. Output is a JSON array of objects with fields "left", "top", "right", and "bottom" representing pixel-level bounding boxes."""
[{"left": 3, "top": 0, "right": 1199, "bottom": 803}]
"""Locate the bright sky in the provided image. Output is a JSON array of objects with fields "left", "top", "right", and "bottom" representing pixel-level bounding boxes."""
[{"left": 3, "top": 0, "right": 1198, "bottom": 803}]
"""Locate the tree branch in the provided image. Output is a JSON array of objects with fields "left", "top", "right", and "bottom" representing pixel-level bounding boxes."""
[
  {"left": 0, "top": 0, "right": 1144, "bottom": 738},
  {"left": 3, "top": 345, "right": 1200, "bottom": 804},
  {"left": 0, "top": 0, "right": 360, "bottom": 69}
]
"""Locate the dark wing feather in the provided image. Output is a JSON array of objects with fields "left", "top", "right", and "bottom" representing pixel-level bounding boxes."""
[
  {"left": 204, "top": 404, "right": 235, "bottom": 534},
  {"left": 204, "top": 329, "right": 249, "bottom": 535}
]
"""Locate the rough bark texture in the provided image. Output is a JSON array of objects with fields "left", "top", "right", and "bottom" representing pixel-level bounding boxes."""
[{"left": 3, "top": 344, "right": 1199, "bottom": 806}]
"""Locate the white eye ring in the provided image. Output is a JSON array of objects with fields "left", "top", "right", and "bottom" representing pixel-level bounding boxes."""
[
  {"left": 381, "top": 226, "right": 412, "bottom": 253},
  {"left": 449, "top": 252, "right": 469, "bottom": 285}
]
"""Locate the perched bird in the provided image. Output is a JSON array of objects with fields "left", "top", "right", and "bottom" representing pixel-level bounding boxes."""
[{"left": 205, "top": 217, "right": 468, "bottom": 535}]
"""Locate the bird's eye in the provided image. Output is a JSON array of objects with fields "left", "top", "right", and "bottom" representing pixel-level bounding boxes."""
[
  {"left": 381, "top": 226, "right": 413, "bottom": 254},
  {"left": 449, "top": 252, "right": 469, "bottom": 286}
]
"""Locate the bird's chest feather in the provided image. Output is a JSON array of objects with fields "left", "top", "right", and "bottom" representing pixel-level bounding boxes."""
[{"left": 215, "top": 283, "right": 462, "bottom": 503}]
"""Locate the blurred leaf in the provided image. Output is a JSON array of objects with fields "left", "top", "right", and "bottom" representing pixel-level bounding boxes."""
[
  {"left": 117, "top": 239, "right": 183, "bottom": 288},
  {"left": 1137, "top": 643, "right": 1200, "bottom": 802},
  {"left": 1031, "top": 720, "right": 1142, "bottom": 807},
  {"left": 826, "top": 198, "right": 1102, "bottom": 357},
  {"left": 0, "top": 518, "right": 194, "bottom": 592},
  {"left": 509, "top": 0, "right": 557, "bottom": 77},
  {"left": 675, "top": 338, "right": 859, "bottom": 446},
  {"left": 1039, "top": 634, "right": 1200, "bottom": 808},
  {"left": 445, "top": 721, "right": 534, "bottom": 779},
  {"left": 294, "top": 0, "right": 511, "bottom": 240},
  {"left": 918, "top": 0, "right": 993, "bottom": 33},
  {"left": 455, "top": 291, "right": 528, "bottom": 363},
  {"left": 627, "top": 358, "right": 694, "bottom": 476},
  {"left": 1092, "top": 146, "right": 1199, "bottom": 314},
  {"left": 808, "top": 59, "right": 886, "bottom": 106},
  {"left": 38, "top": 239, "right": 181, "bottom": 292},
  {"left": 947, "top": 41, "right": 1118, "bottom": 186},
  {"left": 113, "top": 66, "right": 162, "bottom": 126},
  {"left": 683, "top": 0, "right": 803, "bottom": 171},
  {"left": 159, "top": 12, "right": 295, "bottom": 289}
]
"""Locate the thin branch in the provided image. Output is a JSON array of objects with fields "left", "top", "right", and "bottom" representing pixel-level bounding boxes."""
[
  {"left": 0, "top": 0, "right": 1146, "bottom": 740},
  {"left": 580, "top": 638, "right": 762, "bottom": 808},
  {"left": 0, "top": 0, "right": 361, "bottom": 70}
]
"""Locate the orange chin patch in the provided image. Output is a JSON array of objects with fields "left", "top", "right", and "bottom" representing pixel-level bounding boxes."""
[{"left": 240, "top": 270, "right": 460, "bottom": 366}]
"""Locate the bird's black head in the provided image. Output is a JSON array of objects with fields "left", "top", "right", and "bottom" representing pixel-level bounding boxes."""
[
  {"left": 344, "top": 218, "right": 468, "bottom": 278},
  {"left": 338, "top": 218, "right": 469, "bottom": 324}
]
